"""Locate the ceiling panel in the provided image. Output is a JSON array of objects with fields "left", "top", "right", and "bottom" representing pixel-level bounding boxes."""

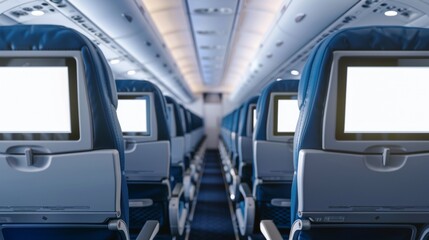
[{"left": 187, "top": 0, "right": 240, "bottom": 86}]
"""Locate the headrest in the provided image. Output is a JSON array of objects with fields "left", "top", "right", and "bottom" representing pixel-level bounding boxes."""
[
  {"left": 238, "top": 96, "right": 259, "bottom": 137},
  {"left": 165, "top": 96, "right": 185, "bottom": 137},
  {"left": 223, "top": 113, "right": 232, "bottom": 131},
  {"left": 295, "top": 26, "right": 429, "bottom": 155},
  {"left": 115, "top": 79, "right": 170, "bottom": 141},
  {"left": 178, "top": 104, "right": 189, "bottom": 134},
  {"left": 190, "top": 112, "right": 203, "bottom": 130},
  {"left": 254, "top": 80, "right": 299, "bottom": 141}
]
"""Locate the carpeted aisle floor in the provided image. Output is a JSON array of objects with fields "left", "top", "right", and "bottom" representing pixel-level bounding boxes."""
[{"left": 189, "top": 150, "right": 236, "bottom": 240}]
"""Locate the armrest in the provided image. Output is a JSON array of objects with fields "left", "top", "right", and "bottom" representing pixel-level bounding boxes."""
[
  {"left": 260, "top": 220, "right": 283, "bottom": 240},
  {"left": 236, "top": 183, "right": 255, "bottom": 236},
  {"left": 288, "top": 219, "right": 311, "bottom": 240},
  {"left": 172, "top": 183, "right": 184, "bottom": 198},
  {"left": 239, "top": 183, "right": 252, "bottom": 197},
  {"left": 169, "top": 183, "right": 188, "bottom": 236},
  {"left": 135, "top": 220, "right": 159, "bottom": 240},
  {"left": 228, "top": 168, "right": 240, "bottom": 200},
  {"left": 183, "top": 174, "right": 195, "bottom": 201}
]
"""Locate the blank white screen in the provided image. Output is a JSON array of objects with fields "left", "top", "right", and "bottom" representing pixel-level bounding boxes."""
[
  {"left": 277, "top": 99, "right": 300, "bottom": 133},
  {"left": 345, "top": 66, "right": 429, "bottom": 133},
  {"left": 117, "top": 99, "right": 148, "bottom": 133},
  {"left": 0, "top": 67, "right": 71, "bottom": 133}
]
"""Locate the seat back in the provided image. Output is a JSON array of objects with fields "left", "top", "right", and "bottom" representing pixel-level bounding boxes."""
[
  {"left": 252, "top": 79, "right": 299, "bottom": 230},
  {"left": 0, "top": 25, "right": 128, "bottom": 240},
  {"left": 291, "top": 26, "right": 429, "bottom": 239},
  {"left": 115, "top": 79, "right": 170, "bottom": 182},
  {"left": 237, "top": 96, "right": 259, "bottom": 185},
  {"left": 165, "top": 96, "right": 186, "bottom": 188},
  {"left": 115, "top": 79, "right": 172, "bottom": 234},
  {"left": 253, "top": 80, "right": 299, "bottom": 182},
  {"left": 165, "top": 96, "right": 185, "bottom": 167}
]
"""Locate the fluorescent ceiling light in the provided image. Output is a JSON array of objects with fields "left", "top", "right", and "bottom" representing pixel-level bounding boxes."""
[{"left": 127, "top": 70, "right": 136, "bottom": 76}]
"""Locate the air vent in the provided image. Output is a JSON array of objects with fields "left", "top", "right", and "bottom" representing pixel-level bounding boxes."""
[
  {"left": 200, "top": 45, "right": 224, "bottom": 50},
  {"left": 194, "top": 8, "right": 233, "bottom": 15},
  {"left": 196, "top": 30, "right": 225, "bottom": 35}
]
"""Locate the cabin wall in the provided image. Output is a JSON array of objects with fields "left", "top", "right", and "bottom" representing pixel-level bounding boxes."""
[
  {"left": 186, "top": 94, "right": 204, "bottom": 116},
  {"left": 204, "top": 103, "right": 222, "bottom": 149}
]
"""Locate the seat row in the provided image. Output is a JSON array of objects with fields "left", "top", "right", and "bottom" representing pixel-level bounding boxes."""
[
  {"left": 220, "top": 79, "right": 300, "bottom": 238},
  {"left": 222, "top": 25, "right": 429, "bottom": 240},
  {"left": 0, "top": 25, "right": 206, "bottom": 240}
]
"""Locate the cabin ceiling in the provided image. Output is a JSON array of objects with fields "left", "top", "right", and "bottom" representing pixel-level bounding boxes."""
[{"left": 0, "top": 0, "right": 429, "bottom": 105}]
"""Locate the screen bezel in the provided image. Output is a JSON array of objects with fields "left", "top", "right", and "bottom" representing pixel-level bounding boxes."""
[
  {"left": 323, "top": 51, "right": 429, "bottom": 154},
  {"left": 0, "top": 57, "right": 79, "bottom": 141},
  {"left": 273, "top": 95, "right": 299, "bottom": 136},
  {"left": 117, "top": 95, "right": 151, "bottom": 136},
  {"left": 336, "top": 56, "right": 429, "bottom": 141}
]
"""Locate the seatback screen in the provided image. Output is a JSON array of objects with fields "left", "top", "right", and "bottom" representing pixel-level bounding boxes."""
[
  {"left": 117, "top": 98, "right": 149, "bottom": 135},
  {"left": 273, "top": 95, "right": 299, "bottom": 135},
  {"left": 337, "top": 56, "right": 429, "bottom": 140},
  {"left": 0, "top": 57, "right": 79, "bottom": 140}
]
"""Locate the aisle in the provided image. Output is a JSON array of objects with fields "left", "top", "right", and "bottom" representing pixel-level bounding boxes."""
[{"left": 188, "top": 150, "right": 237, "bottom": 240}]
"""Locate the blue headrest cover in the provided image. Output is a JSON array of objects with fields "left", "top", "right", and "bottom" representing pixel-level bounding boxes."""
[
  {"left": 116, "top": 79, "right": 170, "bottom": 141},
  {"left": 165, "top": 96, "right": 185, "bottom": 137},
  {"left": 178, "top": 105, "right": 189, "bottom": 134},
  {"left": 232, "top": 108, "right": 241, "bottom": 133},
  {"left": 238, "top": 96, "right": 259, "bottom": 137},
  {"left": 0, "top": 24, "right": 128, "bottom": 223},
  {"left": 254, "top": 80, "right": 299, "bottom": 141}
]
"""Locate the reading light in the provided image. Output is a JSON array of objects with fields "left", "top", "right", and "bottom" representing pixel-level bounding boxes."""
[
  {"left": 384, "top": 10, "right": 398, "bottom": 17},
  {"left": 109, "top": 58, "right": 121, "bottom": 65},
  {"left": 127, "top": 70, "right": 136, "bottom": 76},
  {"left": 291, "top": 70, "right": 300, "bottom": 76},
  {"left": 31, "top": 10, "right": 45, "bottom": 16}
]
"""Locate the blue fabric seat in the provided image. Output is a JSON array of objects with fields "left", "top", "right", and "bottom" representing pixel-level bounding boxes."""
[
  {"left": 0, "top": 25, "right": 129, "bottom": 240},
  {"left": 237, "top": 96, "right": 259, "bottom": 188},
  {"left": 290, "top": 26, "right": 429, "bottom": 239},
  {"left": 235, "top": 80, "right": 299, "bottom": 237},
  {"left": 165, "top": 96, "right": 185, "bottom": 189},
  {"left": 116, "top": 79, "right": 187, "bottom": 238}
]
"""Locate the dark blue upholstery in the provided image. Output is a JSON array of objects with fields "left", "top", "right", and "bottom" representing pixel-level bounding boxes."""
[
  {"left": 291, "top": 26, "right": 429, "bottom": 238},
  {"left": 237, "top": 96, "right": 259, "bottom": 187},
  {"left": 254, "top": 80, "right": 299, "bottom": 141},
  {"left": 0, "top": 25, "right": 128, "bottom": 239},
  {"left": 164, "top": 96, "right": 186, "bottom": 190},
  {"left": 238, "top": 96, "right": 258, "bottom": 137},
  {"left": 248, "top": 80, "right": 299, "bottom": 235},
  {"left": 116, "top": 79, "right": 170, "bottom": 141},
  {"left": 115, "top": 79, "right": 183, "bottom": 237}
]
